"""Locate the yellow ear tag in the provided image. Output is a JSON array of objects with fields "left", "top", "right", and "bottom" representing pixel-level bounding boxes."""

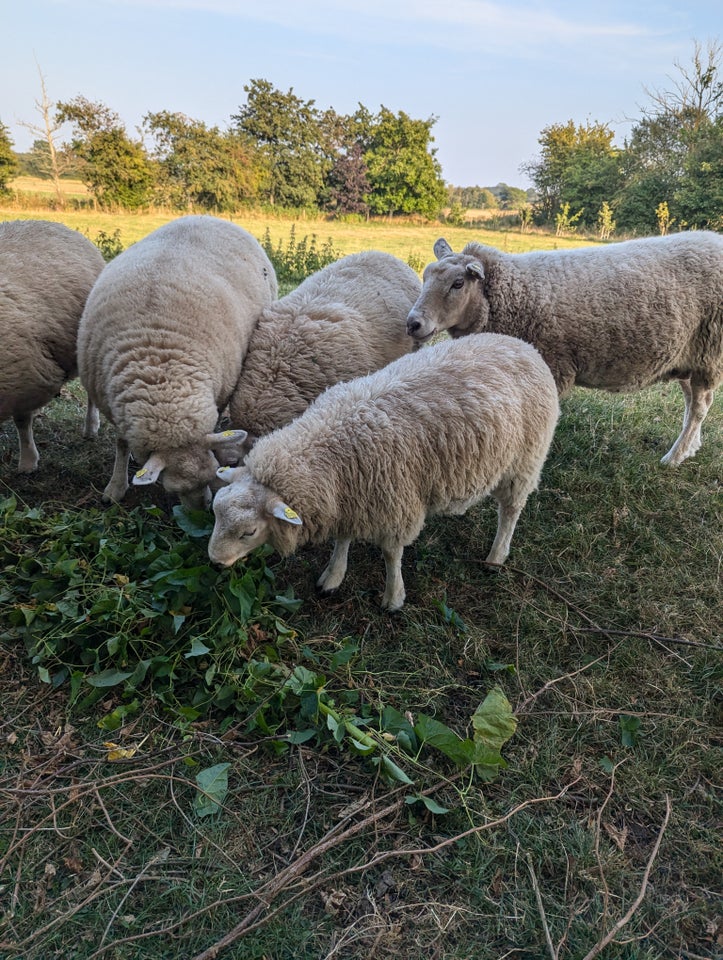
[
  {"left": 221, "top": 430, "right": 236, "bottom": 437},
  {"left": 218, "top": 465, "right": 230, "bottom": 473},
  {"left": 135, "top": 468, "right": 147, "bottom": 478},
  {"left": 284, "top": 507, "right": 299, "bottom": 520}
]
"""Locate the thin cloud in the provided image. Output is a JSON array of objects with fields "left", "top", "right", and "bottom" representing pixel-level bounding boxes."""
[{"left": 88, "top": 0, "right": 655, "bottom": 50}]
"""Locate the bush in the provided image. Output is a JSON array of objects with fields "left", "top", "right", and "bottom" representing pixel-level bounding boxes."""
[{"left": 261, "top": 225, "right": 339, "bottom": 284}]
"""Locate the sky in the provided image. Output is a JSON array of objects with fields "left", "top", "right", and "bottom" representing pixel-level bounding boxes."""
[{"left": 2, "top": 1, "right": 721, "bottom": 189}]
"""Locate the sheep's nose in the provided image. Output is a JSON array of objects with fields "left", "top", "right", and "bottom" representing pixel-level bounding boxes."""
[{"left": 406, "top": 315, "right": 422, "bottom": 336}]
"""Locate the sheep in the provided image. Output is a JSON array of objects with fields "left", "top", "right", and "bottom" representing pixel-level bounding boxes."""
[
  {"left": 208, "top": 332, "right": 559, "bottom": 612},
  {"left": 0, "top": 219, "right": 105, "bottom": 471},
  {"left": 406, "top": 233, "right": 723, "bottom": 466},
  {"left": 227, "top": 250, "right": 422, "bottom": 446},
  {"left": 78, "top": 215, "right": 278, "bottom": 509}
]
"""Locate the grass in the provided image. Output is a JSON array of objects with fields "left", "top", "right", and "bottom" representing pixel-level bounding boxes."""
[
  {"left": 1, "top": 380, "right": 720, "bottom": 959},
  {"left": 1, "top": 180, "right": 601, "bottom": 272},
  {"left": 0, "top": 202, "right": 721, "bottom": 958}
]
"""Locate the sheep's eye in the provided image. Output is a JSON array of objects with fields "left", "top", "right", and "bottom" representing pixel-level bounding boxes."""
[
  {"left": 452, "top": 277, "right": 464, "bottom": 289},
  {"left": 240, "top": 528, "right": 257, "bottom": 540}
]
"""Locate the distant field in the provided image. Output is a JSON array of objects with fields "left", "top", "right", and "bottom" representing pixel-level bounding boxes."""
[{"left": 1, "top": 177, "right": 603, "bottom": 265}]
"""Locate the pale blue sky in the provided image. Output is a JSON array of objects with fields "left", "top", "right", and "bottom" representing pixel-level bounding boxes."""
[{"left": 2, "top": 1, "right": 721, "bottom": 188}]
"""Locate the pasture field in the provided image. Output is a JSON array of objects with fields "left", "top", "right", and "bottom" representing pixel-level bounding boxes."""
[
  {"left": 0, "top": 205, "right": 721, "bottom": 959},
  {"left": 1, "top": 179, "right": 596, "bottom": 268}
]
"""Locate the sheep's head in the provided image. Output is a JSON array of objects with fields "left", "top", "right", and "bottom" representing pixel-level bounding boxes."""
[
  {"left": 406, "top": 237, "right": 487, "bottom": 343},
  {"left": 132, "top": 429, "right": 249, "bottom": 510},
  {"left": 208, "top": 466, "right": 303, "bottom": 567}
]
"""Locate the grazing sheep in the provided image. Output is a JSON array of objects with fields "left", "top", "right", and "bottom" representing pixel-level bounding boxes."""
[
  {"left": 228, "top": 250, "right": 421, "bottom": 445},
  {"left": 209, "top": 333, "right": 559, "bottom": 611},
  {"left": 78, "top": 215, "right": 277, "bottom": 508},
  {"left": 406, "top": 233, "right": 723, "bottom": 466},
  {"left": 0, "top": 219, "right": 105, "bottom": 471}
]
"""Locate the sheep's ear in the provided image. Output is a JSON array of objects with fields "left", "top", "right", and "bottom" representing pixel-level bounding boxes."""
[
  {"left": 133, "top": 453, "right": 165, "bottom": 485},
  {"left": 466, "top": 261, "right": 485, "bottom": 281},
  {"left": 215, "top": 465, "right": 246, "bottom": 484},
  {"left": 434, "top": 238, "right": 454, "bottom": 259},
  {"left": 271, "top": 501, "right": 303, "bottom": 526},
  {"left": 206, "top": 429, "right": 248, "bottom": 447}
]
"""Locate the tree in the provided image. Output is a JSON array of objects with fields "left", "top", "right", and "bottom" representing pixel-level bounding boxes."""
[
  {"left": 231, "top": 78, "right": 326, "bottom": 208},
  {"left": 523, "top": 120, "right": 621, "bottom": 226},
  {"left": 363, "top": 107, "right": 447, "bottom": 219},
  {"left": 57, "top": 96, "right": 154, "bottom": 209},
  {"left": 325, "top": 142, "right": 371, "bottom": 216},
  {"left": 18, "top": 62, "right": 72, "bottom": 206},
  {"left": 144, "top": 111, "right": 261, "bottom": 211},
  {"left": 642, "top": 38, "right": 723, "bottom": 137},
  {"left": 617, "top": 39, "right": 723, "bottom": 232},
  {"left": 0, "top": 119, "right": 18, "bottom": 193},
  {"left": 675, "top": 115, "right": 723, "bottom": 228}
]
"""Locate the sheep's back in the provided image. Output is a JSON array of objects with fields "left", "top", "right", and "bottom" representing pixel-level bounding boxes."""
[
  {"left": 0, "top": 220, "right": 104, "bottom": 419},
  {"left": 229, "top": 251, "right": 421, "bottom": 433},
  {"left": 78, "top": 216, "right": 276, "bottom": 442},
  {"left": 248, "top": 334, "right": 559, "bottom": 541},
  {"left": 466, "top": 233, "right": 723, "bottom": 390}
]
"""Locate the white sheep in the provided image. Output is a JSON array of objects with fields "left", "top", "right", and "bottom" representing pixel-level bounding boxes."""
[
  {"left": 406, "top": 233, "right": 723, "bottom": 466},
  {"left": 78, "top": 215, "right": 278, "bottom": 508},
  {"left": 0, "top": 219, "right": 105, "bottom": 471},
  {"left": 228, "top": 250, "right": 422, "bottom": 444},
  {"left": 209, "top": 333, "right": 559, "bottom": 611}
]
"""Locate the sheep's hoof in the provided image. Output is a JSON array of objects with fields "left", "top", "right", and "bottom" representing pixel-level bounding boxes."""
[
  {"left": 316, "top": 583, "right": 338, "bottom": 597},
  {"left": 380, "top": 593, "right": 405, "bottom": 613}
]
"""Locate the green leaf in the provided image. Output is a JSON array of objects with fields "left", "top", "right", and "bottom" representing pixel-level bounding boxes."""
[
  {"left": 414, "top": 714, "right": 475, "bottom": 767},
  {"left": 471, "top": 687, "right": 518, "bottom": 752},
  {"left": 172, "top": 505, "right": 214, "bottom": 538},
  {"left": 87, "top": 668, "right": 134, "bottom": 688},
  {"left": 405, "top": 795, "right": 450, "bottom": 815},
  {"left": 194, "top": 762, "right": 231, "bottom": 817},
  {"left": 287, "top": 728, "right": 317, "bottom": 744},
  {"left": 619, "top": 714, "right": 641, "bottom": 748},
  {"left": 377, "top": 755, "right": 415, "bottom": 785},
  {"left": 185, "top": 637, "right": 212, "bottom": 659}
]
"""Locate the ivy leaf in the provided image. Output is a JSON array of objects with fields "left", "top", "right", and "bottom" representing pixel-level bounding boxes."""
[{"left": 471, "top": 687, "right": 518, "bottom": 753}]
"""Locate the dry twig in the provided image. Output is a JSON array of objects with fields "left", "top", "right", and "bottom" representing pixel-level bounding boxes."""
[{"left": 581, "top": 794, "right": 672, "bottom": 960}]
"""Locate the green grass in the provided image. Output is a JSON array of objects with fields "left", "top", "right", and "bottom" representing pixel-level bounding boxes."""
[{"left": 1, "top": 373, "right": 720, "bottom": 959}]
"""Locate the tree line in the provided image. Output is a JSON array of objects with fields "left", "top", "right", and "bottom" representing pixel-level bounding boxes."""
[
  {"left": 0, "top": 40, "right": 721, "bottom": 235},
  {"left": 0, "top": 77, "right": 448, "bottom": 220}
]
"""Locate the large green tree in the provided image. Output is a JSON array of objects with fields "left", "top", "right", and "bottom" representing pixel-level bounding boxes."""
[
  {"left": 523, "top": 120, "right": 621, "bottom": 226},
  {"left": 675, "top": 114, "right": 723, "bottom": 228},
  {"left": 363, "top": 107, "right": 447, "bottom": 219},
  {"left": 0, "top": 120, "right": 18, "bottom": 193},
  {"left": 231, "top": 79, "right": 326, "bottom": 208},
  {"left": 143, "top": 111, "right": 261, "bottom": 211},
  {"left": 56, "top": 96, "right": 154, "bottom": 209}
]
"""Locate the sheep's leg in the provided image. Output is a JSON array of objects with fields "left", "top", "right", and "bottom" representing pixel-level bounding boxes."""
[
  {"left": 103, "top": 436, "right": 131, "bottom": 502},
  {"left": 317, "top": 538, "right": 351, "bottom": 593},
  {"left": 661, "top": 377, "right": 714, "bottom": 466},
  {"left": 14, "top": 411, "right": 39, "bottom": 472},
  {"left": 486, "top": 480, "right": 528, "bottom": 566},
  {"left": 83, "top": 398, "right": 100, "bottom": 439},
  {"left": 380, "top": 541, "right": 406, "bottom": 612}
]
